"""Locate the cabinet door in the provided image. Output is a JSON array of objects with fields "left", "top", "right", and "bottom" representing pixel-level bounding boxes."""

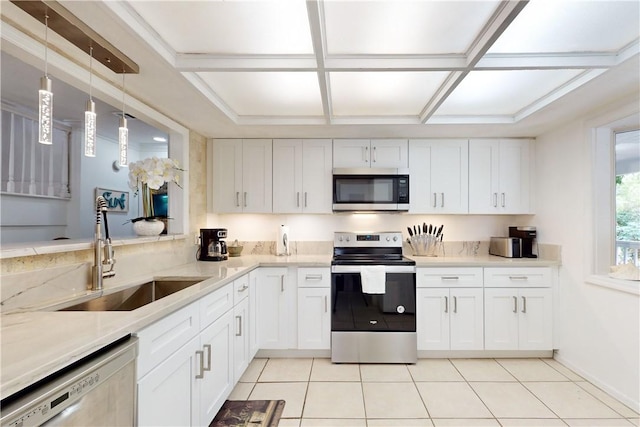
[
  {"left": 408, "top": 141, "right": 433, "bottom": 213},
  {"left": 256, "top": 268, "right": 292, "bottom": 349},
  {"left": 449, "top": 288, "right": 484, "bottom": 350},
  {"left": 333, "top": 139, "right": 370, "bottom": 168},
  {"left": 137, "top": 337, "right": 200, "bottom": 427},
  {"left": 199, "top": 310, "right": 234, "bottom": 426},
  {"left": 371, "top": 139, "right": 408, "bottom": 168},
  {"left": 468, "top": 139, "right": 500, "bottom": 214},
  {"left": 233, "top": 297, "right": 251, "bottom": 382},
  {"left": 302, "top": 139, "right": 333, "bottom": 213},
  {"left": 297, "top": 287, "right": 331, "bottom": 349},
  {"left": 518, "top": 288, "right": 553, "bottom": 350},
  {"left": 431, "top": 140, "right": 468, "bottom": 213},
  {"left": 242, "top": 139, "right": 272, "bottom": 212},
  {"left": 498, "top": 139, "right": 531, "bottom": 214},
  {"left": 212, "top": 139, "right": 243, "bottom": 213},
  {"left": 248, "top": 270, "right": 260, "bottom": 359},
  {"left": 484, "top": 288, "right": 519, "bottom": 350},
  {"left": 417, "top": 288, "right": 450, "bottom": 350},
  {"left": 273, "top": 139, "right": 303, "bottom": 213}
]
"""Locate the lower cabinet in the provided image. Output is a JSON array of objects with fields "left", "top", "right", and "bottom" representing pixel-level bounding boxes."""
[
  {"left": 484, "top": 287, "right": 553, "bottom": 350},
  {"left": 233, "top": 297, "right": 250, "bottom": 382},
  {"left": 297, "top": 287, "right": 331, "bottom": 349},
  {"left": 417, "top": 288, "right": 484, "bottom": 351},
  {"left": 256, "top": 268, "right": 296, "bottom": 349}
]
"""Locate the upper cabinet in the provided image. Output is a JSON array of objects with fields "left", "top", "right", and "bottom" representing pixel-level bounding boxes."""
[
  {"left": 409, "top": 139, "right": 469, "bottom": 214},
  {"left": 273, "top": 139, "right": 333, "bottom": 214},
  {"left": 468, "top": 139, "right": 533, "bottom": 214},
  {"left": 210, "top": 139, "right": 272, "bottom": 213},
  {"left": 333, "top": 139, "right": 408, "bottom": 168}
]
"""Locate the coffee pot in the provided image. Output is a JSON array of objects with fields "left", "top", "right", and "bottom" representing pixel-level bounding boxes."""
[{"left": 199, "top": 228, "right": 228, "bottom": 261}]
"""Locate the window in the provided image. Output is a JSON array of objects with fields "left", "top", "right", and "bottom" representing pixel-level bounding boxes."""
[{"left": 615, "top": 129, "right": 640, "bottom": 267}]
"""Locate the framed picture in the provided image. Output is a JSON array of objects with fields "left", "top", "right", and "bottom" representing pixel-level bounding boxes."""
[{"left": 95, "top": 187, "right": 129, "bottom": 213}]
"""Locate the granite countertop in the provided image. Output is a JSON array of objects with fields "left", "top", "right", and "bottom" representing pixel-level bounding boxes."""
[{"left": 0, "top": 253, "right": 557, "bottom": 400}]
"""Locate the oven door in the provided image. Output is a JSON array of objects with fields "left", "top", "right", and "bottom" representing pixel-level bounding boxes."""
[{"left": 331, "top": 268, "right": 416, "bottom": 333}]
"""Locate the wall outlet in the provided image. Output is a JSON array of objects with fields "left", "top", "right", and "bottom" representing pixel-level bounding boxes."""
[{"left": 194, "top": 234, "right": 200, "bottom": 246}]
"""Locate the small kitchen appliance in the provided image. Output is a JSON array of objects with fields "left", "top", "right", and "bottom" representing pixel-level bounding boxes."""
[
  {"left": 332, "top": 168, "right": 410, "bottom": 212},
  {"left": 199, "top": 228, "right": 228, "bottom": 261},
  {"left": 509, "top": 226, "right": 538, "bottom": 258},
  {"left": 331, "top": 231, "right": 417, "bottom": 363},
  {"left": 489, "top": 237, "right": 521, "bottom": 258}
]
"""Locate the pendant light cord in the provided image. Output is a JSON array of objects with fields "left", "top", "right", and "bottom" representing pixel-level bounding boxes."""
[
  {"left": 121, "top": 72, "right": 126, "bottom": 117},
  {"left": 88, "top": 46, "right": 93, "bottom": 100},
  {"left": 44, "top": 14, "right": 49, "bottom": 76}
]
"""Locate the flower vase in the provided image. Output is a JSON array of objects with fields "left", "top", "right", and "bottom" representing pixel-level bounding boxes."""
[{"left": 133, "top": 218, "right": 165, "bottom": 236}]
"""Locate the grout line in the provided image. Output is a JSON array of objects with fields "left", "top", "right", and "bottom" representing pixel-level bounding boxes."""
[{"left": 453, "top": 357, "right": 499, "bottom": 421}]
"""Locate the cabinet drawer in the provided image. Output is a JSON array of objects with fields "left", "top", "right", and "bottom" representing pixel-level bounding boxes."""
[
  {"left": 136, "top": 302, "right": 200, "bottom": 379},
  {"left": 234, "top": 274, "right": 250, "bottom": 305},
  {"left": 200, "top": 283, "right": 234, "bottom": 329},
  {"left": 484, "top": 267, "right": 552, "bottom": 288},
  {"left": 417, "top": 268, "right": 483, "bottom": 288},
  {"left": 297, "top": 267, "right": 330, "bottom": 288}
]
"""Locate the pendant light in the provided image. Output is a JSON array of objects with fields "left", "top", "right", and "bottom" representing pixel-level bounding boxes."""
[
  {"left": 84, "top": 46, "right": 97, "bottom": 157},
  {"left": 118, "top": 72, "right": 128, "bottom": 167},
  {"left": 38, "top": 13, "right": 53, "bottom": 145}
]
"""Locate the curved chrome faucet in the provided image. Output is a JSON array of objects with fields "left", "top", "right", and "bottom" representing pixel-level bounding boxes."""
[{"left": 93, "top": 196, "right": 116, "bottom": 291}]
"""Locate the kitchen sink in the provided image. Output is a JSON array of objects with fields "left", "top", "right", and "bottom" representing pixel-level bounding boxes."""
[{"left": 59, "top": 279, "right": 203, "bottom": 311}]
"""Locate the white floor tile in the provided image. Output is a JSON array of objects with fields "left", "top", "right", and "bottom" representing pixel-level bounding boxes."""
[
  {"left": 415, "top": 382, "right": 492, "bottom": 418},
  {"left": 248, "top": 382, "right": 308, "bottom": 418},
  {"left": 498, "top": 419, "right": 567, "bottom": 427},
  {"left": 239, "top": 358, "right": 267, "bottom": 382},
  {"left": 575, "top": 382, "right": 640, "bottom": 418},
  {"left": 367, "top": 419, "right": 434, "bottom": 426},
  {"left": 228, "top": 382, "right": 253, "bottom": 400},
  {"left": 363, "top": 382, "right": 429, "bottom": 419},
  {"left": 432, "top": 419, "right": 500, "bottom": 426},
  {"left": 258, "top": 358, "right": 313, "bottom": 382},
  {"left": 524, "top": 382, "right": 621, "bottom": 419},
  {"left": 471, "top": 382, "right": 557, "bottom": 418},
  {"left": 542, "top": 359, "right": 585, "bottom": 381},
  {"left": 563, "top": 419, "right": 634, "bottom": 426},
  {"left": 451, "top": 359, "right": 517, "bottom": 382},
  {"left": 302, "top": 382, "right": 365, "bottom": 419},
  {"left": 300, "top": 418, "right": 367, "bottom": 426},
  {"left": 279, "top": 419, "right": 301, "bottom": 427},
  {"left": 310, "top": 358, "right": 361, "bottom": 382},
  {"left": 497, "top": 359, "right": 571, "bottom": 382},
  {"left": 360, "top": 364, "right": 413, "bottom": 382},
  {"left": 408, "top": 359, "right": 464, "bottom": 382}
]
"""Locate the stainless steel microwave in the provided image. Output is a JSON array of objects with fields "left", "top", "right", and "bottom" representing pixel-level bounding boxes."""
[{"left": 332, "top": 168, "right": 410, "bottom": 212}]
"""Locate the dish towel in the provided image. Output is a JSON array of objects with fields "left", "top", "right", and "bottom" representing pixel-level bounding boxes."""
[{"left": 360, "top": 265, "right": 386, "bottom": 294}]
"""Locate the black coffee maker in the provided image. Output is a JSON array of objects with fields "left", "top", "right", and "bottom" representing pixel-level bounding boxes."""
[
  {"left": 509, "top": 226, "right": 538, "bottom": 258},
  {"left": 199, "top": 228, "right": 228, "bottom": 261}
]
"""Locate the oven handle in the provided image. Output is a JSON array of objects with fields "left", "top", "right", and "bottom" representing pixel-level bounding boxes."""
[{"left": 331, "top": 265, "right": 416, "bottom": 274}]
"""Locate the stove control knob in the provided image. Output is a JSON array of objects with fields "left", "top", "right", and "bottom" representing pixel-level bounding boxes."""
[
  {"left": 386, "top": 237, "right": 390, "bottom": 242},
  {"left": 393, "top": 236, "right": 398, "bottom": 242},
  {"left": 346, "top": 237, "right": 350, "bottom": 242},
  {"left": 338, "top": 236, "right": 343, "bottom": 242}
]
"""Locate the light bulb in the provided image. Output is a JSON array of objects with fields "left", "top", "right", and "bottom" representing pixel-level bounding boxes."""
[{"left": 38, "top": 76, "right": 53, "bottom": 145}]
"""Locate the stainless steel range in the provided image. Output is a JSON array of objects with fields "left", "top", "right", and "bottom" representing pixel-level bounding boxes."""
[{"left": 331, "top": 231, "right": 417, "bottom": 363}]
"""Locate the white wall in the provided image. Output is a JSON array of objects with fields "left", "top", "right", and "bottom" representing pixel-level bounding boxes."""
[{"left": 535, "top": 101, "right": 640, "bottom": 410}]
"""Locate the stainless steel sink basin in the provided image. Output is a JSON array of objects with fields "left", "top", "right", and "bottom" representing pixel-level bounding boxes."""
[{"left": 59, "top": 279, "right": 203, "bottom": 311}]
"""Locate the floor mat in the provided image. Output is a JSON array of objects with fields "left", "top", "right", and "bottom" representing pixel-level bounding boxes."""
[{"left": 209, "top": 400, "right": 285, "bottom": 427}]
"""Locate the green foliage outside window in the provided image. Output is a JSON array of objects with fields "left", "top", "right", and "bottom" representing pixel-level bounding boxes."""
[{"left": 616, "top": 172, "right": 640, "bottom": 241}]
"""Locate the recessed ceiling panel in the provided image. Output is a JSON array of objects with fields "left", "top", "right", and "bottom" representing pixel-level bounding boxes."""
[
  {"left": 128, "top": 1, "right": 313, "bottom": 54},
  {"left": 488, "top": 1, "right": 640, "bottom": 54},
  {"left": 435, "top": 69, "right": 586, "bottom": 116},
  {"left": 330, "top": 71, "right": 450, "bottom": 116},
  {"left": 196, "top": 72, "right": 323, "bottom": 116},
  {"left": 324, "top": 1, "right": 501, "bottom": 55}
]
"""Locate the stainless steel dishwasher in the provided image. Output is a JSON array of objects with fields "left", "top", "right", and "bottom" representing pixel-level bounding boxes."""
[{"left": 1, "top": 336, "right": 137, "bottom": 427}]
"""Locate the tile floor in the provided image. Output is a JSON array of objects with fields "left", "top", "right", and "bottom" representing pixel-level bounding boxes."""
[{"left": 228, "top": 358, "right": 639, "bottom": 427}]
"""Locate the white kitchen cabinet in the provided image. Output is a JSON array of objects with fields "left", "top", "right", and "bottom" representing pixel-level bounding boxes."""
[
  {"left": 233, "top": 296, "right": 250, "bottom": 382},
  {"left": 211, "top": 139, "right": 272, "bottom": 213},
  {"left": 484, "top": 267, "right": 553, "bottom": 351},
  {"left": 333, "top": 139, "right": 408, "bottom": 168},
  {"left": 409, "top": 139, "right": 469, "bottom": 214},
  {"left": 273, "top": 139, "right": 332, "bottom": 213},
  {"left": 256, "top": 268, "right": 297, "bottom": 349},
  {"left": 297, "top": 267, "right": 331, "bottom": 350},
  {"left": 248, "top": 270, "right": 260, "bottom": 359},
  {"left": 468, "top": 138, "right": 532, "bottom": 214}
]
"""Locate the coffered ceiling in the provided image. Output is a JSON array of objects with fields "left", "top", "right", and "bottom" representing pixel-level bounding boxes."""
[{"left": 1, "top": 0, "right": 639, "bottom": 138}]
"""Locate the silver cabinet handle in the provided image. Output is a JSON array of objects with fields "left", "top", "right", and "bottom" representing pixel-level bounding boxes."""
[
  {"left": 297, "top": 192, "right": 300, "bottom": 207},
  {"left": 509, "top": 276, "right": 528, "bottom": 280},
  {"left": 305, "top": 274, "right": 323, "bottom": 281},
  {"left": 196, "top": 350, "right": 205, "bottom": 379},
  {"left": 493, "top": 193, "right": 498, "bottom": 207},
  {"left": 244, "top": 192, "right": 248, "bottom": 207},
  {"left": 522, "top": 296, "right": 527, "bottom": 313},
  {"left": 501, "top": 192, "right": 505, "bottom": 207},
  {"left": 444, "top": 296, "right": 448, "bottom": 313},
  {"left": 324, "top": 295, "right": 328, "bottom": 313},
  {"left": 433, "top": 193, "right": 437, "bottom": 208},
  {"left": 441, "top": 192, "right": 444, "bottom": 207},
  {"left": 453, "top": 296, "right": 457, "bottom": 313},
  {"left": 442, "top": 276, "right": 459, "bottom": 280},
  {"left": 513, "top": 296, "right": 518, "bottom": 313},
  {"left": 236, "top": 191, "right": 240, "bottom": 207},
  {"left": 280, "top": 275, "right": 285, "bottom": 292},
  {"left": 304, "top": 192, "right": 308, "bottom": 207},
  {"left": 373, "top": 146, "right": 377, "bottom": 163},
  {"left": 203, "top": 344, "right": 211, "bottom": 371},
  {"left": 236, "top": 315, "right": 242, "bottom": 336},
  {"left": 237, "top": 285, "right": 249, "bottom": 293},
  {"left": 363, "top": 146, "right": 368, "bottom": 163}
]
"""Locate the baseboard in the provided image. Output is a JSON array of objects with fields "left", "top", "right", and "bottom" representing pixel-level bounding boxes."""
[
  {"left": 256, "top": 349, "right": 331, "bottom": 358},
  {"left": 418, "top": 350, "right": 553, "bottom": 358}
]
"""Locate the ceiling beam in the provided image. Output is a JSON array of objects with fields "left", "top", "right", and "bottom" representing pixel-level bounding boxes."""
[
  {"left": 175, "top": 54, "right": 318, "bottom": 72},
  {"left": 10, "top": 0, "right": 138, "bottom": 74},
  {"left": 306, "top": 0, "right": 332, "bottom": 123}
]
